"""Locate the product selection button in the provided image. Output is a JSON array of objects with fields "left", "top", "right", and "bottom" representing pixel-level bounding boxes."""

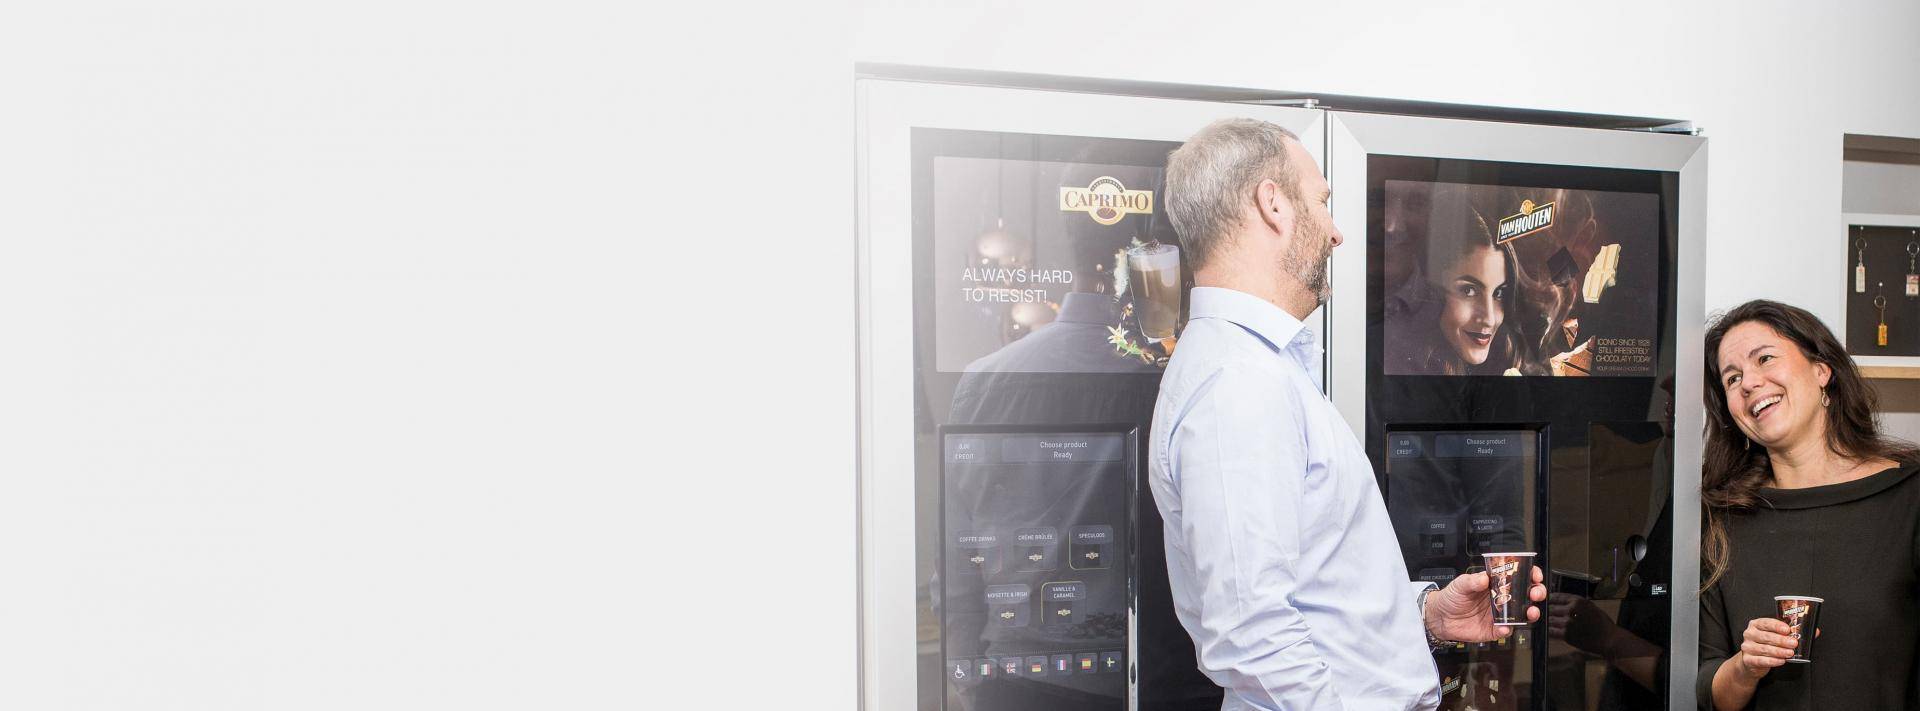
[
  {"left": 985, "top": 584, "right": 1031, "bottom": 628},
  {"left": 1042, "top": 581, "right": 1087, "bottom": 625},
  {"left": 954, "top": 531, "right": 1002, "bottom": 576},
  {"left": 1069, "top": 525, "right": 1113, "bottom": 570},
  {"left": 1417, "top": 568, "right": 1458, "bottom": 586},
  {"left": 1469, "top": 514, "right": 1508, "bottom": 554},
  {"left": 1014, "top": 527, "right": 1059, "bottom": 572},
  {"left": 1421, "top": 517, "right": 1454, "bottom": 557}
]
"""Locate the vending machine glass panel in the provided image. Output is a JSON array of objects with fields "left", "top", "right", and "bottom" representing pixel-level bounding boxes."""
[
  {"left": 1366, "top": 154, "right": 1679, "bottom": 710},
  {"left": 907, "top": 125, "right": 1230, "bottom": 711}
]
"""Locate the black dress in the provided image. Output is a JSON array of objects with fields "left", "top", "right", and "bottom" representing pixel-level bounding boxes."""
[{"left": 1697, "top": 461, "right": 1920, "bottom": 710}]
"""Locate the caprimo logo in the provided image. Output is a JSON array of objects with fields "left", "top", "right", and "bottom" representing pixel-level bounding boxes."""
[
  {"left": 1060, "top": 177, "right": 1153, "bottom": 226},
  {"left": 1497, "top": 199, "right": 1555, "bottom": 244},
  {"left": 1490, "top": 562, "right": 1517, "bottom": 576},
  {"left": 1783, "top": 605, "right": 1808, "bottom": 617}
]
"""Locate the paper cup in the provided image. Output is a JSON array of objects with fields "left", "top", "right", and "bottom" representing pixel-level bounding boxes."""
[
  {"left": 1482, "top": 552, "right": 1536, "bottom": 626},
  {"left": 1774, "top": 595, "right": 1824, "bottom": 663}
]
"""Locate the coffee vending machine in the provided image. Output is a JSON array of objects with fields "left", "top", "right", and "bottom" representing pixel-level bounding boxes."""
[
  {"left": 1325, "top": 113, "right": 1706, "bottom": 710},
  {"left": 858, "top": 72, "right": 1706, "bottom": 711}
]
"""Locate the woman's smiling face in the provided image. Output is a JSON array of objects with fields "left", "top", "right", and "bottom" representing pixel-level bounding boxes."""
[
  {"left": 1717, "top": 320, "right": 1831, "bottom": 451},
  {"left": 1438, "top": 244, "right": 1507, "bottom": 365}
]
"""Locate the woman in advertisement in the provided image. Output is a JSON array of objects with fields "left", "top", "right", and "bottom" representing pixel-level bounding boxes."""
[
  {"left": 1698, "top": 300, "right": 1920, "bottom": 710},
  {"left": 1384, "top": 187, "right": 1521, "bottom": 376}
]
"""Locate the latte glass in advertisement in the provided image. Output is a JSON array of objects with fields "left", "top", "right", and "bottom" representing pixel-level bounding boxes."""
[{"left": 1381, "top": 180, "right": 1660, "bottom": 377}]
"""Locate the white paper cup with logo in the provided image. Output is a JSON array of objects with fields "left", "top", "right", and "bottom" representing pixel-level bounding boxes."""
[
  {"left": 1774, "top": 595, "right": 1823, "bottom": 663},
  {"left": 1481, "top": 552, "right": 1536, "bottom": 626}
]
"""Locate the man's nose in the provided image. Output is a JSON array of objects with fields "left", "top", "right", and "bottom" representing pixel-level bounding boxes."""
[{"left": 1329, "top": 228, "right": 1344, "bottom": 249}]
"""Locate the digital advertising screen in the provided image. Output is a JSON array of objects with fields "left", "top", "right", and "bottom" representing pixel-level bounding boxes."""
[
  {"left": 1380, "top": 180, "right": 1661, "bottom": 377},
  {"left": 927, "top": 139, "right": 1183, "bottom": 375}
]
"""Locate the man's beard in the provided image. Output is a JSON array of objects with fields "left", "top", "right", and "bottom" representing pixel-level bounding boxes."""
[{"left": 1279, "top": 213, "right": 1333, "bottom": 305}]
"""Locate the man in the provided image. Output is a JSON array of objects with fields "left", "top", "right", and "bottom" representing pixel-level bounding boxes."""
[{"left": 1149, "top": 118, "right": 1546, "bottom": 710}]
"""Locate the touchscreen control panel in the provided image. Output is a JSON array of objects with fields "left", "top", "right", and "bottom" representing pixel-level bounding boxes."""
[{"left": 941, "top": 429, "right": 1133, "bottom": 711}]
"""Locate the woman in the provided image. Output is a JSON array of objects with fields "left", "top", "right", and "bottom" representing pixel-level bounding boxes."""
[
  {"left": 1385, "top": 192, "right": 1520, "bottom": 376},
  {"left": 1699, "top": 300, "right": 1920, "bottom": 710}
]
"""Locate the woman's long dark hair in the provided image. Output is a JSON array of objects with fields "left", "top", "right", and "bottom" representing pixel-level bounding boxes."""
[{"left": 1700, "top": 300, "right": 1917, "bottom": 589}]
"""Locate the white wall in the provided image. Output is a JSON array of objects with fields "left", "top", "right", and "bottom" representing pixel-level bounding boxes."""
[{"left": 0, "top": 1, "right": 858, "bottom": 709}]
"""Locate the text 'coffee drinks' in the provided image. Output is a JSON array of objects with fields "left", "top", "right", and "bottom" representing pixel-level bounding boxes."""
[
  {"left": 1775, "top": 595, "right": 1824, "bottom": 663},
  {"left": 1482, "top": 552, "right": 1535, "bottom": 626}
]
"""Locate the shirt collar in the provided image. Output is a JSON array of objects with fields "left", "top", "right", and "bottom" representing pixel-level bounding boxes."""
[{"left": 1188, "top": 287, "right": 1319, "bottom": 356}]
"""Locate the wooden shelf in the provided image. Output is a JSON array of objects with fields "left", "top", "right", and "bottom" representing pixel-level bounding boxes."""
[
  {"left": 1860, "top": 365, "right": 1920, "bottom": 380},
  {"left": 1851, "top": 355, "right": 1920, "bottom": 379}
]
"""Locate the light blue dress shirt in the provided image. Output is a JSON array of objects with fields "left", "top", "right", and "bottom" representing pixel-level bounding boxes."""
[{"left": 1149, "top": 287, "right": 1440, "bottom": 711}]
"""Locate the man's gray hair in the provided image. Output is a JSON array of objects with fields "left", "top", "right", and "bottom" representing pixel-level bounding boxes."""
[{"left": 1164, "top": 118, "right": 1302, "bottom": 270}]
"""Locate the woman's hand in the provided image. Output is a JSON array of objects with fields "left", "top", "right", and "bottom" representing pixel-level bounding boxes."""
[
  {"left": 1714, "top": 617, "right": 1819, "bottom": 710},
  {"left": 1731, "top": 617, "right": 1804, "bottom": 681}
]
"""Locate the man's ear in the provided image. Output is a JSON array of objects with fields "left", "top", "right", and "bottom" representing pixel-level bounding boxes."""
[{"left": 1255, "top": 178, "right": 1295, "bottom": 242}]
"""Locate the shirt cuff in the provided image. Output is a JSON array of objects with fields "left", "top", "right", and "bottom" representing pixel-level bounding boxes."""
[
  {"left": 1413, "top": 581, "right": 1442, "bottom": 650},
  {"left": 1411, "top": 580, "right": 1439, "bottom": 604}
]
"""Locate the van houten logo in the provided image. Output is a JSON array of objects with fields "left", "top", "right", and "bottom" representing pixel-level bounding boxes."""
[
  {"left": 1061, "top": 177, "right": 1153, "bottom": 226},
  {"left": 1497, "top": 199, "right": 1555, "bottom": 244}
]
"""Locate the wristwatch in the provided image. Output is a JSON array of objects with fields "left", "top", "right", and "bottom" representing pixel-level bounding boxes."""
[{"left": 1417, "top": 584, "right": 1450, "bottom": 651}]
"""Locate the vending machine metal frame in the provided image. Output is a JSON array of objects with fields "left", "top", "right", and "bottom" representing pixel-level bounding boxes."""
[
  {"left": 1322, "top": 111, "right": 1708, "bottom": 710},
  {"left": 854, "top": 78, "right": 1324, "bottom": 711}
]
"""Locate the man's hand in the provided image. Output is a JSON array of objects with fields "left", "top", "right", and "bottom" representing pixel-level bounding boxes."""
[{"left": 1425, "top": 567, "right": 1546, "bottom": 643}]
